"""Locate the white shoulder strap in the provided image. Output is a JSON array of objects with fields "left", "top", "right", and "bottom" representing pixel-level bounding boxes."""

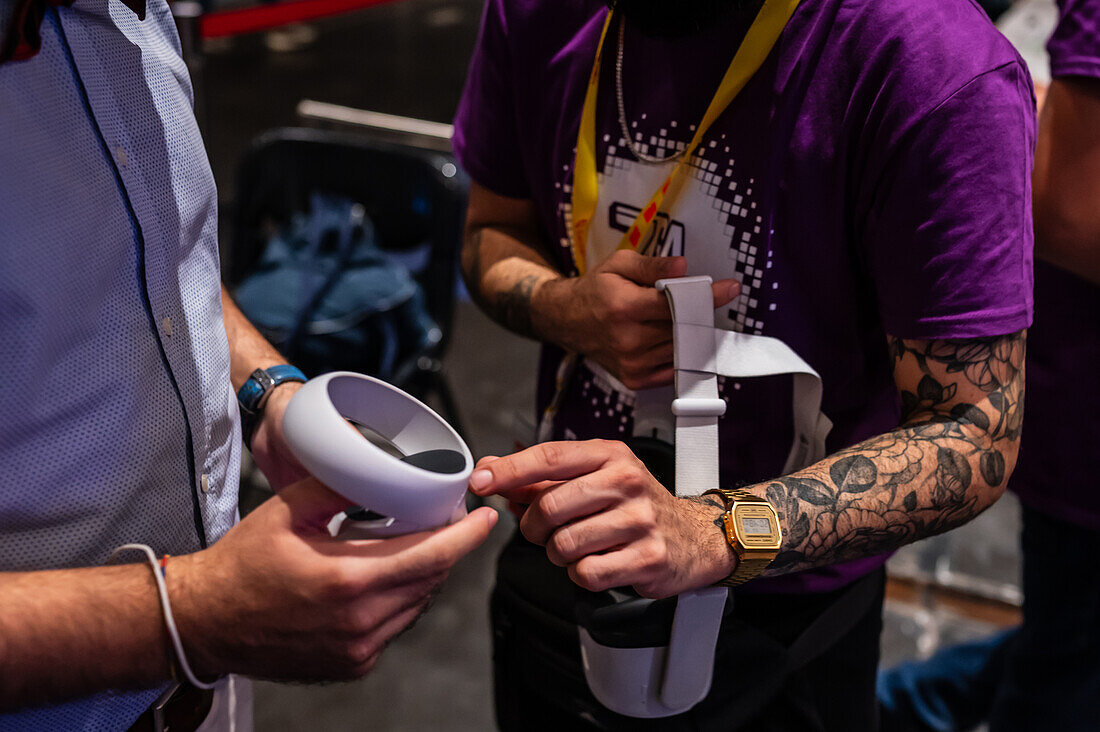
[{"left": 654, "top": 276, "right": 832, "bottom": 495}]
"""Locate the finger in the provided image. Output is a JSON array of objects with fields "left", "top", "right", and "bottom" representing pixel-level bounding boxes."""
[
  {"left": 344, "top": 572, "right": 440, "bottom": 634},
  {"left": 279, "top": 477, "right": 357, "bottom": 530},
  {"left": 633, "top": 339, "right": 674, "bottom": 370},
  {"left": 621, "top": 287, "right": 674, "bottom": 322},
  {"left": 567, "top": 545, "right": 652, "bottom": 594},
  {"left": 348, "top": 599, "right": 433, "bottom": 677},
  {"left": 544, "top": 512, "right": 645, "bottom": 566},
  {"left": 604, "top": 250, "right": 687, "bottom": 286},
  {"left": 467, "top": 440, "right": 620, "bottom": 496},
  {"left": 483, "top": 478, "right": 565, "bottom": 506},
  {"left": 621, "top": 365, "right": 675, "bottom": 391},
  {"left": 359, "top": 506, "right": 498, "bottom": 585},
  {"left": 612, "top": 322, "right": 672, "bottom": 353},
  {"left": 474, "top": 455, "right": 500, "bottom": 470},
  {"left": 520, "top": 473, "right": 622, "bottom": 545},
  {"left": 712, "top": 279, "right": 741, "bottom": 309}
]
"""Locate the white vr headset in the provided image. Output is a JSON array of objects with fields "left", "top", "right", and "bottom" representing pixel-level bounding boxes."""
[
  {"left": 545, "top": 276, "right": 832, "bottom": 718},
  {"left": 281, "top": 278, "right": 830, "bottom": 719}
]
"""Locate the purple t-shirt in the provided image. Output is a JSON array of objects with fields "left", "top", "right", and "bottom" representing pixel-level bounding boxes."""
[
  {"left": 455, "top": 0, "right": 1035, "bottom": 593},
  {"left": 1010, "top": 0, "right": 1100, "bottom": 529}
]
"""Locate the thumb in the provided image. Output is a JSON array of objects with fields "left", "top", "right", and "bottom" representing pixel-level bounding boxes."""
[
  {"left": 603, "top": 250, "right": 686, "bottom": 286},
  {"left": 279, "top": 476, "right": 356, "bottom": 531},
  {"left": 371, "top": 507, "right": 500, "bottom": 585}
]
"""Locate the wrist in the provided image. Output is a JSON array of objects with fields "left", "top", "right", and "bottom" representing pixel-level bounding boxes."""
[
  {"left": 531, "top": 276, "right": 584, "bottom": 351},
  {"left": 167, "top": 552, "right": 224, "bottom": 679},
  {"left": 254, "top": 381, "right": 300, "bottom": 438},
  {"left": 238, "top": 365, "right": 306, "bottom": 449},
  {"left": 686, "top": 495, "right": 739, "bottom": 586}
]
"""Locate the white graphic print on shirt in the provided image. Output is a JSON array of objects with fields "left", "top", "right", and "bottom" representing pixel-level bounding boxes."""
[{"left": 554, "top": 121, "right": 780, "bottom": 434}]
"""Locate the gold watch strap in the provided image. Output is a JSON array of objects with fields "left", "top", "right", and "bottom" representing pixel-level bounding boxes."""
[
  {"left": 704, "top": 488, "right": 778, "bottom": 588},
  {"left": 707, "top": 487, "right": 758, "bottom": 505},
  {"left": 714, "top": 555, "right": 773, "bottom": 588}
]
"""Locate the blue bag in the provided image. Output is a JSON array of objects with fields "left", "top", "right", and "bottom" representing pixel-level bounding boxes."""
[{"left": 234, "top": 193, "right": 440, "bottom": 380}]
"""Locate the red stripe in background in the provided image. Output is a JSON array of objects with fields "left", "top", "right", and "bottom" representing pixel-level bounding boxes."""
[{"left": 200, "top": 0, "right": 399, "bottom": 38}]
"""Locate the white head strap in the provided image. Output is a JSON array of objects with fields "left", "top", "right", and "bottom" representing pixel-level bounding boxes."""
[{"left": 580, "top": 276, "right": 832, "bottom": 718}]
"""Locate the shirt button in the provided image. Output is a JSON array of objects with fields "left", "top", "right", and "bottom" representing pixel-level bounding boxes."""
[
  {"left": 115, "top": 146, "right": 128, "bottom": 167},
  {"left": 200, "top": 473, "right": 210, "bottom": 493},
  {"left": 161, "top": 316, "right": 173, "bottom": 336}
]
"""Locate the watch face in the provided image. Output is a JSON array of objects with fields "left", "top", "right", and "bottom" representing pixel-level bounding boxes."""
[
  {"left": 731, "top": 503, "right": 782, "bottom": 549},
  {"left": 740, "top": 516, "right": 773, "bottom": 535}
]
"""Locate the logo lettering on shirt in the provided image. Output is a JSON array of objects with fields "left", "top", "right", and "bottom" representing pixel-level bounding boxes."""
[{"left": 608, "top": 201, "right": 686, "bottom": 258}]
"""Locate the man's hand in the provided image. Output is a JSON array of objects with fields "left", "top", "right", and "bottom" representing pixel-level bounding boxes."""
[
  {"left": 461, "top": 182, "right": 739, "bottom": 391},
  {"left": 171, "top": 478, "right": 498, "bottom": 682},
  {"left": 468, "top": 441, "right": 735, "bottom": 598},
  {"left": 537, "top": 251, "right": 740, "bottom": 390},
  {"left": 248, "top": 381, "right": 310, "bottom": 490}
]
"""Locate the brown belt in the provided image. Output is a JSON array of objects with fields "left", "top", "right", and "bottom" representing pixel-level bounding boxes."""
[{"left": 128, "top": 681, "right": 215, "bottom": 732}]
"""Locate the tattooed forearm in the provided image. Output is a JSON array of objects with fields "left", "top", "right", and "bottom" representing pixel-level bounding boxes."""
[
  {"left": 690, "top": 494, "right": 729, "bottom": 531},
  {"left": 497, "top": 275, "right": 541, "bottom": 337},
  {"left": 755, "top": 331, "right": 1026, "bottom": 576},
  {"left": 460, "top": 224, "right": 562, "bottom": 340}
]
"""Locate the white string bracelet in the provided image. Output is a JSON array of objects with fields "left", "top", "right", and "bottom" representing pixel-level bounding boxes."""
[{"left": 109, "top": 543, "right": 217, "bottom": 691}]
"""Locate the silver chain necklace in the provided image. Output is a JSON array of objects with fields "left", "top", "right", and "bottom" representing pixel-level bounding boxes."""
[{"left": 615, "top": 16, "right": 688, "bottom": 164}]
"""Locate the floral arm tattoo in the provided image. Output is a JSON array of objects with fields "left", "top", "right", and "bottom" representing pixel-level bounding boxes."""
[{"left": 741, "top": 330, "right": 1026, "bottom": 577}]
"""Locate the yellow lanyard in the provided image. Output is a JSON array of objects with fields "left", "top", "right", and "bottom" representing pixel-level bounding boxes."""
[{"left": 569, "top": 0, "right": 801, "bottom": 274}]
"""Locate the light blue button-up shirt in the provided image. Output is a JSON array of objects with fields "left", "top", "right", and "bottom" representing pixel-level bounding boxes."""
[{"left": 0, "top": 0, "right": 240, "bottom": 727}]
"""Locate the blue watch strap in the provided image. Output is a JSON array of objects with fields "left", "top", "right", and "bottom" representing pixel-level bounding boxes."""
[
  {"left": 237, "top": 365, "right": 307, "bottom": 449},
  {"left": 237, "top": 364, "right": 308, "bottom": 412}
]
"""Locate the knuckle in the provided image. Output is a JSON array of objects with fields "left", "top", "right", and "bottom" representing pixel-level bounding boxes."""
[
  {"left": 352, "top": 652, "right": 382, "bottom": 679},
  {"left": 330, "top": 637, "right": 377, "bottom": 679},
  {"left": 629, "top": 501, "right": 657, "bottom": 530},
  {"left": 618, "top": 471, "right": 646, "bottom": 495},
  {"left": 518, "top": 511, "right": 545, "bottom": 546},
  {"left": 540, "top": 441, "right": 565, "bottom": 470},
  {"left": 496, "top": 457, "right": 521, "bottom": 484},
  {"left": 538, "top": 490, "right": 562, "bottom": 523},
  {"left": 605, "top": 291, "right": 634, "bottom": 320},
  {"left": 551, "top": 527, "right": 577, "bottom": 560},
  {"left": 635, "top": 538, "right": 666, "bottom": 573},
  {"left": 571, "top": 562, "right": 603, "bottom": 592},
  {"left": 321, "top": 562, "right": 360, "bottom": 600},
  {"left": 567, "top": 559, "right": 611, "bottom": 594}
]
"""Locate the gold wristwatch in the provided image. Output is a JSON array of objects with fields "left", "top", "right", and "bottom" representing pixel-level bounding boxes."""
[{"left": 703, "top": 488, "right": 783, "bottom": 587}]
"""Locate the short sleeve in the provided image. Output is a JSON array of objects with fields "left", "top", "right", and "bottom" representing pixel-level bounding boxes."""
[
  {"left": 1047, "top": 0, "right": 1100, "bottom": 80},
  {"left": 861, "top": 62, "right": 1036, "bottom": 340},
  {"left": 452, "top": 0, "right": 531, "bottom": 198}
]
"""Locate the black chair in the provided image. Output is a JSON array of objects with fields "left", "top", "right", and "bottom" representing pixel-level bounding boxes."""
[{"left": 227, "top": 126, "right": 469, "bottom": 435}]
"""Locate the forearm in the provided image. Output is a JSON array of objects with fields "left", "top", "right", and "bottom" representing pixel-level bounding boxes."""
[
  {"left": 461, "top": 223, "right": 565, "bottom": 340},
  {"left": 721, "top": 332, "right": 1026, "bottom": 577},
  {"left": 750, "top": 420, "right": 1012, "bottom": 576},
  {"left": 0, "top": 563, "right": 173, "bottom": 710},
  {"left": 221, "top": 285, "right": 289, "bottom": 390}
]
